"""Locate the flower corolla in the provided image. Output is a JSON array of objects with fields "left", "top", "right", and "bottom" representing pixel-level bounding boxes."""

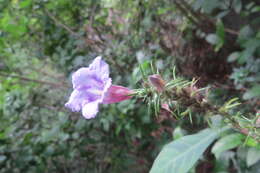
[{"left": 65, "top": 56, "right": 132, "bottom": 119}]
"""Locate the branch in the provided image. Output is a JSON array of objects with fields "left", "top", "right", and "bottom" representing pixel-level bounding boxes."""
[
  {"left": 172, "top": 0, "right": 239, "bottom": 35},
  {"left": 172, "top": 0, "right": 200, "bottom": 26},
  {"left": 0, "top": 72, "right": 68, "bottom": 89},
  {"left": 45, "top": 9, "right": 80, "bottom": 37}
]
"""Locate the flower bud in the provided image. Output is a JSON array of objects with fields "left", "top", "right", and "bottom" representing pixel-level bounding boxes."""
[
  {"left": 148, "top": 74, "right": 165, "bottom": 92},
  {"left": 161, "top": 103, "right": 171, "bottom": 112}
]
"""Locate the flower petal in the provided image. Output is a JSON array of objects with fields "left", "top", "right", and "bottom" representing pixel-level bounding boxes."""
[
  {"left": 72, "top": 68, "right": 104, "bottom": 90},
  {"left": 89, "top": 56, "right": 109, "bottom": 80},
  {"left": 71, "top": 57, "right": 110, "bottom": 90},
  {"left": 82, "top": 101, "right": 100, "bottom": 119},
  {"left": 65, "top": 90, "right": 90, "bottom": 112},
  {"left": 100, "top": 78, "right": 112, "bottom": 100}
]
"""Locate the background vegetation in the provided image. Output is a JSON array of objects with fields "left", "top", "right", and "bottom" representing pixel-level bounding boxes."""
[{"left": 0, "top": 0, "right": 259, "bottom": 172}]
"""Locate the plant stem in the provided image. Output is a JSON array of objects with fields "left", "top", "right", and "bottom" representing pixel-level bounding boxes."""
[{"left": 0, "top": 72, "right": 68, "bottom": 89}]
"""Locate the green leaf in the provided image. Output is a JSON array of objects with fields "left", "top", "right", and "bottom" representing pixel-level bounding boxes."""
[
  {"left": 214, "top": 151, "right": 234, "bottom": 172},
  {"left": 19, "top": 0, "right": 32, "bottom": 8},
  {"left": 0, "top": 155, "right": 6, "bottom": 162},
  {"left": 211, "top": 133, "right": 244, "bottom": 158},
  {"left": 245, "top": 137, "right": 258, "bottom": 147},
  {"left": 132, "top": 60, "right": 150, "bottom": 83},
  {"left": 251, "top": 6, "right": 260, "bottom": 13},
  {"left": 150, "top": 128, "right": 223, "bottom": 173},
  {"left": 210, "top": 115, "right": 223, "bottom": 128},
  {"left": 206, "top": 34, "right": 218, "bottom": 45},
  {"left": 247, "top": 148, "right": 260, "bottom": 167},
  {"left": 243, "top": 86, "right": 260, "bottom": 100},
  {"left": 232, "top": 0, "right": 242, "bottom": 13},
  {"left": 195, "top": 0, "right": 219, "bottom": 13},
  {"left": 206, "top": 28, "right": 225, "bottom": 52},
  {"left": 227, "top": 52, "right": 240, "bottom": 62},
  {"left": 41, "top": 127, "right": 60, "bottom": 142},
  {"left": 238, "top": 26, "right": 254, "bottom": 42},
  {"left": 216, "top": 21, "right": 225, "bottom": 41},
  {"left": 215, "top": 20, "right": 225, "bottom": 51},
  {"left": 173, "top": 127, "right": 186, "bottom": 140}
]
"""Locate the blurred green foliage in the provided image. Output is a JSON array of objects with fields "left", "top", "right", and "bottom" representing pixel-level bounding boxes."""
[{"left": 0, "top": 0, "right": 259, "bottom": 172}]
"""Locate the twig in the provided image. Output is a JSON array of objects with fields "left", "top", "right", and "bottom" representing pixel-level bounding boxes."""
[
  {"left": 45, "top": 9, "right": 80, "bottom": 37},
  {"left": 170, "top": 85, "right": 260, "bottom": 142},
  {"left": 210, "top": 107, "right": 260, "bottom": 142},
  {"left": 172, "top": 0, "right": 200, "bottom": 26},
  {"left": 224, "top": 28, "right": 239, "bottom": 35},
  {"left": 30, "top": 66, "right": 65, "bottom": 81},
  {"left": 172, "top": 0, "right": 240, "bottom": 35},
  {"left": 176, "top": 0, "right": 204, "bottom": 22},
  {"left": 0, "top": 72, "right": 68, "bottom": 89}
]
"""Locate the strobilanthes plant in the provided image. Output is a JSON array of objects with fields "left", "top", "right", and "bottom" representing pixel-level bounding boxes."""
[
  {"left": 65, "top": 56, "right": 260, "bottom": 142},
  {"left": 65, "top": 56, "right": 259, "bottom": 173}
]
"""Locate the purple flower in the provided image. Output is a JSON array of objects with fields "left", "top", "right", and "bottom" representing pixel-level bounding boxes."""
[{"left": 65, "top": 56, "right": 132, "bottom": 119}]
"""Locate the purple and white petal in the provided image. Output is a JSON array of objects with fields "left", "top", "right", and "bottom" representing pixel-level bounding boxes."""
[
  {"left": 82, "top": 101, "right": 100, "bottom": 119},
  {"left": 72, "top": 68, "right": 103, "bottom": 90},
  {"left": 100, "top": 78, "right": 112, "bottom": 101},
  {"left": 89, "top": 56, "right": 110, "bottom": 80},
  {"left": 65, "top": 90, "right": 90, "bottom": 112}
]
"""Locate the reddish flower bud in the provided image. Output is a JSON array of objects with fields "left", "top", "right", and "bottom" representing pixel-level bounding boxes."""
[
  {"left": 161, "top": 103, "right": 171, "bottom": 112},
  {"left": 148, "top": 74, "right": 165, "bottom": 92}
]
